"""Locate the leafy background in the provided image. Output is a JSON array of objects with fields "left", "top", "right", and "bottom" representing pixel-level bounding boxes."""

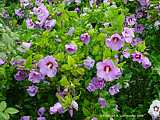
[{"left": 0, "top": 0, "right": 160, "bottom": 120}]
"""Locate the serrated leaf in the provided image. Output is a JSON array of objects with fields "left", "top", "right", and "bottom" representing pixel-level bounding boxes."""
[
  {"left": 0, "top": 101, "right": 7, "bottom": 112},
  {"left": 5, "top": 108, "right": 19, "bottom": 114}
]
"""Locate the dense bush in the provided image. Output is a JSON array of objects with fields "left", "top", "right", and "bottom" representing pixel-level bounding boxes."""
[{"left": 0, "top": 0, "right": 160, "bottom": 120}]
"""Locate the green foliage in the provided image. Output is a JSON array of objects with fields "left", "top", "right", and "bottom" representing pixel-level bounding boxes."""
[
  {"left": 0, "top": 0, "right": 159, "bottom": 120},
  {"left": 0, "top": 101, "right": 19, "bottom": 120}
]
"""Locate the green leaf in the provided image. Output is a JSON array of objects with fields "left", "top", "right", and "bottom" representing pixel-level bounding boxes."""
[
  {"left": 118, "top": 61, "right": 126, "bottom": 68},
  {"left": 5, "top": 108, "right": 19, "bottom": 114},
  {"left": 116, "top": 14, "right": 125, "bottom": 33},
  {"left": 0, "top": 112, "right": 9, "bottom": 120},
  {"left": 137, "top": 42, "right": 146, "bottom": 52},
  {"left": 82, "top": 107, "right": 90, "bottom": 117},
  {"left": 61, "top": 64, "right": 71, "bottom": 71},
  {"left": 62, "top": 95, "right": 72, "bottom": 109},
  {"left": 76, "top": 68, "right": 85, "bottom": 75},
  {"left": 55, "top": 53, "right": 64, "bottom": 60},
  {"left": 67, "top": 56, "right": 75, "bottom": 66},
  {"left": 0, "top": 101, "right": 7, "bottom": 112},
  {"left": 25, "top": 55, "right": 32, "bottom": 69},
  {"left": 59, "top": 76, "right": 70, "bottom": 87},
  {"left": 103, "top": 47, "right": 111, "bottom": 59},
  {"left": 3, "top": 112, "right": 10, "bottom": 120}
]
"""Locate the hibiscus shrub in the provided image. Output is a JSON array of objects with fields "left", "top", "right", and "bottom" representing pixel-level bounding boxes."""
[{"left": 0, "top": 0, "right": 160, "bottom": 120}]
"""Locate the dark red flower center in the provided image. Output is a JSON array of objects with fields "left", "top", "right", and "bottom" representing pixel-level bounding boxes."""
[
  {"left": 46, "top": 62, "right": 53, "bottom": 69},
  {"left": 112, "top": 37, "right": 119, "bottom": 43},
  {"left": 135, "top": 54, "right": 141, "bottom": 59},
  {"left": 84, "top": 34, "right": 88, "bottom": 38},
  {"left": 29, "top": 21, "right": 33, "bottom": 26},
  {"left": 153, "top": 106, "right": 159, "bottom": 112},
  {"left": 128, "top": 18, "right": 133, "bottom": 22},
  {"left": 104, "top": 65, "right": 112, "bottom": 73},
  {"left": 33, "top": 72, "right": 39, "bottom": 76}
]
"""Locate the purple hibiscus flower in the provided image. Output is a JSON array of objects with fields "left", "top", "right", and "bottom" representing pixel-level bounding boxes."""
[
  {"left": 123, "top": 0, "right": 128, "bottom": 4},
  {"left": 87, "top": 77, "right": 105, "bottom": 92},
  {"left": 80, "top": 33, "right": 91, "bottom": 45},
  {"left": 71, "top": 100, "right": 78, "bottom": 111},
  {"left": 131, "top": 38, "right": 142, "bottom": 46},
  {"left": 122, "top": 27, "right": 135, "bottom": 43},
  {"left": 15, "top": 9, "right": 24, "bottom": 17},
  {"left": 20, "top": 116, "right": 30, "bottom": 120},
  {"left": 134, "top": 24, "right": 144, "bottom": 33},
  {"left": 21, "top": 42, "right": 32, "bottom": 49},
  {"left": 20, "top": 0, "right": 30, "bottom": 7},
  {"left": 36, "top": 0, "right": 44, "bottom": 6},
  {"left": 38, "top": 56, "right": 58, "bottom": 77},
  {"left": 2, "top": 10, "right": 9, "bottom": 19},
  {"left": 132, "top": 52, "right": 143, "bottom": 63},
  {"left": 48, "top": 0, "right": 53, "bottom": 3},
  {"left": 87, "top": 82, "right": 97, "bottom": 92},
  {"left": 142, "top": 57, "right": 151, "bottom": 69},
  {"left": 65, "top": 43, "right": 77, "bottom": 54},
  {"left": 44, "top": 19, "right": 56, "bottom": 29},
  {"left": 75, "top": 0, "right": 81, "bottom": 4},
  {"left": 109, "top": 84, "right": 120, "bottom": 95},
  {"left": 50, "top": 102, "right": 64, "bottom": 114},
  {"left": 126, "top": 15, "right": 136, "bottom": 26},
  {"left": 83, "top": 56, "right": 95, "bottom": 70},
  {"left": 27, "top": 85, "right": 38, "bottom": 97},
  {"left": 91, "top": 117, "right": 98, "bottom": 120},
  {"left": 75, "top": 7, "right": 80, "bottom": 13},
  {"left": 56, "top": 12, "right": 62, "bottom": 16},
  {"left": 37, "top": 117, "right": 46, "bottom": 120},
  {"left": 35, "top": 4, "right": 49, "bottom": 23},
  {"left": 138, "top": 0, "right": 150, "bottom": 7},
  {"left": 66, "top": 27, "right": 75, "bottom": 36},
  {"left": 156, "top": 4, "right": 160, "bottom": 12},
  {"left": 28, "top": 70, "right": 44, "bottom": 83},
  {"left": 106, "top": 33, "right": 124, "bottom": 51},
  {"left": 122, "top": 49, "right": 130, "bottom": 58},
  {"left": 14, "top": 70, "right": 27, "bottom": 81},
  {"left": 26, "top": 19, "right": 35, "bottom": 29},
  {"left": 136, "top": 11, "right": 144, "bottom": 19},
  {"left": 96, "top": 60, "right": 122, "bottom": 81},
  {"left": 37, "top": 107, "right": 46, "bottom": 117},
  {"left": 68, "top": 109, "right": 73, "bottom": 118},
  {"left": 68, "top": 100, "right": 78, "bottom": 117},
  {"left": 11, "top": 59, "right": 26, "bottom": 68},
  {"left": 92, "top": 77, "right": 105, "bottom": 89},
  {"left": 0, "top": 58, "right": 5, "bottom": 65},
  {"left": 59, "top": 89, "right": 68, "bottom": 98},
  {"left": 89, "top": 0, "right": 96, "bottom": 8},
  {"left": 98, "top": 97, "right": 107, "bottom": 108}
]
